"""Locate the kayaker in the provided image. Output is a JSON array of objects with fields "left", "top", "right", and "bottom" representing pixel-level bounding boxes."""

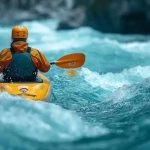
[{"left": 0, "top": 25, "right": 50, "bottom": 82}]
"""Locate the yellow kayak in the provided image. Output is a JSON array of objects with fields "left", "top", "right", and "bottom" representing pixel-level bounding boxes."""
[
  {"left": 0, "top": 53, "right": 86, "bottom": 102},
  {"left": 0, "top": 72, "right": 51, "bottom": 102}
]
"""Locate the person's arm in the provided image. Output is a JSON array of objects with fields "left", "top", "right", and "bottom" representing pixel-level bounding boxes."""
[
  {"left": 0, "top": 49, "right": 12, "bottom": 72},
  {"left": 30, "top": 48, "right": 51, "bottom": 72}
]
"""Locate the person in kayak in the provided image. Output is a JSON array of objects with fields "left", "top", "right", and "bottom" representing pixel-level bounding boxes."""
[{"left": 0, "top": 25, "right": 50, "bottom": 82}]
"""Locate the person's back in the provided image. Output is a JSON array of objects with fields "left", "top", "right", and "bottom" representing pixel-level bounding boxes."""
[{"left": 0, "top": 26, "right": 51, "bottom": 82}]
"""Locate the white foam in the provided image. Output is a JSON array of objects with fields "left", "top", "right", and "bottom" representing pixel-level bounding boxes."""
[
  {"left": 80, "top": 66, "right": 150, "bottom": 92},
  {"left": 120, "top": 41, "right": 150, "bottom": 53},
  {"left": 0, "top": 93, "right": 108, "bottom": 142}
]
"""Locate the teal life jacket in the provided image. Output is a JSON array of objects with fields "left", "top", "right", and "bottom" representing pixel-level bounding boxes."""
[{"left": 3, "top": 47, "right": 38, "bottom": 81}]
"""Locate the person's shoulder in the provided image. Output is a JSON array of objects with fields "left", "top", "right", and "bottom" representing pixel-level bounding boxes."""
[
  {"left": 30, "top": 47, "right": 40, "bottom": 56},
  {"left": 2, "top": 48, "right": 10, "bottom": 50},
  {"left": 1, "top": 48, "right": 11, "bottom": 53},
  {"left": 30, "top": 47, "right": 40, "bottom": 52}
]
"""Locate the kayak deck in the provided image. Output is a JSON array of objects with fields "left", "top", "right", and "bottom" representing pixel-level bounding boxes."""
[{"left": 0, "top": 73, "right": 51, "bottom": 101}]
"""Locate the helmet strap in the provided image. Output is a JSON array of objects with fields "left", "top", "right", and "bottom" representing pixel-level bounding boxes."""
[{"left": 12, "top": 38, "right": 27, "bottom": 42}]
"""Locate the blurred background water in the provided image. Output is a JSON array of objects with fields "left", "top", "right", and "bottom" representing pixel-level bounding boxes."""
[
  {"left": 1, "top": 1, "right": 150, "bottom": 150},
  {"left": 2, "top": 0, "right": 150, "bottom": 34}
]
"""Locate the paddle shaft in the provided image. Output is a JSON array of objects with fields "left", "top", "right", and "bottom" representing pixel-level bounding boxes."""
[{"left": 50, "top": 62, "right": 55, "bottom": 65}]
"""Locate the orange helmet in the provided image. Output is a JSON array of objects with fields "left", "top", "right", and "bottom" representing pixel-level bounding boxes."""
[{"left": 12, "top": 25, "right": 28, "bottom": 39}]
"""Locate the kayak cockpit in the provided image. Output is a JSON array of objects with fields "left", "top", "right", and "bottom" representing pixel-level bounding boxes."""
[{"left": 0, "top": 74, "right": 43, "bottom": 83}]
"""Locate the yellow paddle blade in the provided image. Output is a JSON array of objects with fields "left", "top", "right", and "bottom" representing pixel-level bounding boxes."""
[
  {"left": 54, "top": 53, "right": 85, "bottom": 68},
  {"left": 66, "top": 69, "right": 78, "bottom": 78}
]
